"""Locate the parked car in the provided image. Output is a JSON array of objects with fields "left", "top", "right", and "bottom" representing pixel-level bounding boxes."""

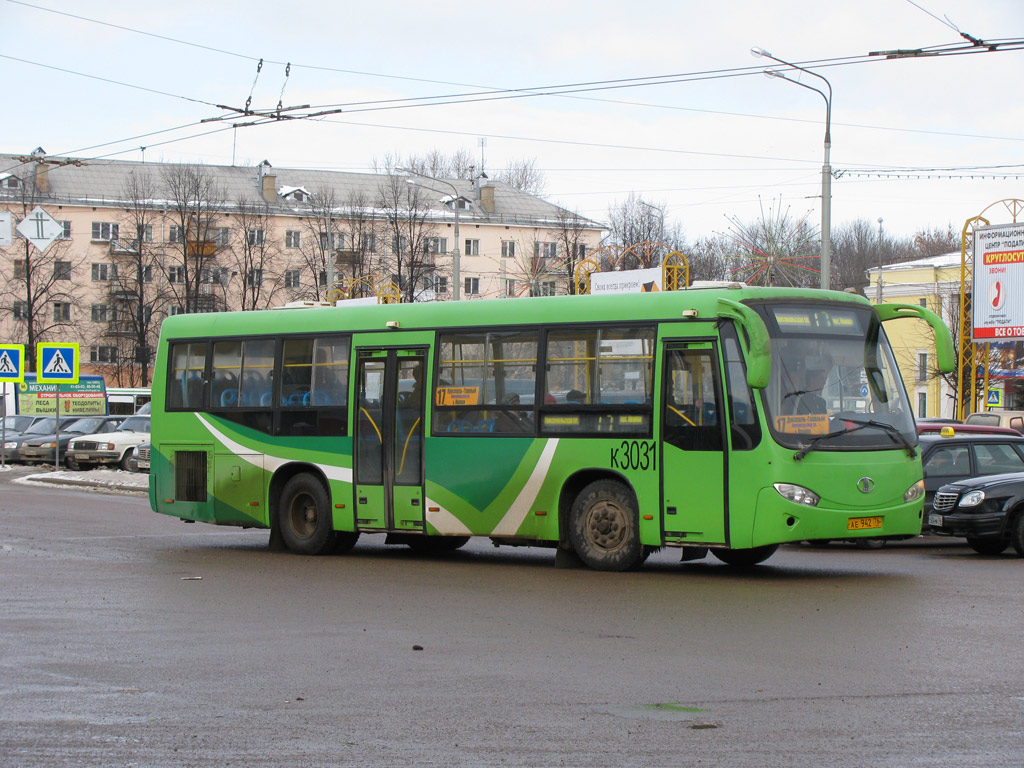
[
  {"left": 65, "top": 415, "right": 150, "bottom": 471},
  {"left": 916, "top": 421, "right": 1019, "bottom": 437},
  {"left": 964, "top": 409, "right": 1024, "bottom": 434},
  {"left": 131, "top": 442, "right": 151, "bottom": 473},
  {"left": 929, "top": 472, "right": 1024, "bottom": 556},
  {"left": 920, "top": 431, "right": 1024, "bottom": 511},
  {"left": 2, "top": 417, "right": 81, "bottom": 462},
  {"left": 19, "top": 416, "right": 124, "bottom": 465},
  {"left": 2, "top": 414, "right": 45, "bottom": 435}
]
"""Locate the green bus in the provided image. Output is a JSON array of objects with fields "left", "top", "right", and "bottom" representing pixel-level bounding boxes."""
[{"left": 149, "top": 286, "right": 953, "bottom": 570}]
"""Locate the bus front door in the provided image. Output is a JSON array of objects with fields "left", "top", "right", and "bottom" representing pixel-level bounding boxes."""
[
  {"left": 661, "top": 341, "right": 728, "bottom": 545},
  {"left": 354, "top": 348, "right": 426, "bottom": 533}
]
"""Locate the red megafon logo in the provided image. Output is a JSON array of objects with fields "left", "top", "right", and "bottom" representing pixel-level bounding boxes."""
[{"left": 989, "top": 279, "right": 1005, "bottom": 311}]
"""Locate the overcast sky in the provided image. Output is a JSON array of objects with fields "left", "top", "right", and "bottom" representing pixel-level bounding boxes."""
[{"left": 3, "top": 0, "right": 1023, "bottom": 240}]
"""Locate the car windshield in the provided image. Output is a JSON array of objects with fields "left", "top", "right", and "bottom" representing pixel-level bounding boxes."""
[
  {"left": 753, "top": 301, "right": 917, "bottom": 452},
  {"left": 25, "top": 417, "right": 73, "bottom": 434},
  {"left": 67, "top": 418, "right": 108, "bottom": 433},
  {"left": 117, "top": 417, "right": 150, "bottom": 433},
  {"left": 2, "top": 415, "right": 35, "bottom": 432}
]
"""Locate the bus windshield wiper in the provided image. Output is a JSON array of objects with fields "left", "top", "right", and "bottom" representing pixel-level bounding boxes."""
[
  {"left": 840, "top": 417, "right": 917, "bottom": 458},
  {"left": 793, "top": 418, "right": 915, "bottom": 461}
]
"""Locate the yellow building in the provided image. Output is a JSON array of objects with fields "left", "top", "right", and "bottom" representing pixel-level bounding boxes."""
[{"left": 868, "top": 252, "right": 960, "bottom": 419}]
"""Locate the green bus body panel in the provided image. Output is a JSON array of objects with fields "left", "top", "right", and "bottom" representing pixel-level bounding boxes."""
[{"left": 148, "top": 288, "right": 940, "bottom": 551}]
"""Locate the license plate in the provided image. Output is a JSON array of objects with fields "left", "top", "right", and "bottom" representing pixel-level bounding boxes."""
[
  {"left": 847, "top": 516, "right": 883, "bottom": 531},
  {"left": 928, "top": 514, "right": 943, "bottom": 527}
]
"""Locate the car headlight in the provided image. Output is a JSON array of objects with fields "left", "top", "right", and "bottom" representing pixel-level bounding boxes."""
[
  {"left": 774, "top": 482, "right": 820, "bottom": 506},
  {"left": 959, "top": 490, "right": 986, "bottom": 508},
  {"left": 903, "top": 480, "right": 925, "bottom": 503},
  {"left": 3, "top": 442, "right": 15, "bottom": 449},
  {"left": 40, "top": 442, "right": 56, "bottom": 449}
]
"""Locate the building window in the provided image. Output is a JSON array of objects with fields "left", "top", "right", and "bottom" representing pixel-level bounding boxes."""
[
  {"left": 91, "top": 304, "right": 109, "bottom": 322},
  {"left": 216, "top": 227, "right": 230, "bottom": 247},
  {"left": 59, "top": 221, "right": 72, "bottom": 240},
  {"left": 13, "top": 301, "right": 27, "bottom": 320},
  {"left": 535, "top": 242, "right": 558, "bottom": 260},
  {"left": 464, "top": 277, "right": 480, "bottom": 296},
  {"left": 169, "top": 306, "right": 185, "bottom": 316},
  {"left": 918, "top": 392, "right": 928, "bottom": 419},
  {"left": 53, "top": 302, "right": 71, "bottom": 322},
  {"left": 436, "top": 276, "right": 448, "bottom": 294},
  {"left": 464, "top": 238, "right": 480, "bottom": 256},
  {"left": 246, "top": 228, "right": 264, "bottom": 246},
  {"left": 13, "top": 260, "right": 25, "bottom": 279},
  {"left": 169, "top": 225, "right": 184, "bottom": 243},
  {"left": 54, "top": 261, "right": 72, "bottom": 280},
  {"left": 917, "top": 352, "right": 929, "bottom": 382},
  {"left": 501, "top": 240, "right": 516, "bottom": 259},
  {"left": 91, "top": 222, "right": 119, "bottom": 241},
  {"left": 360, "top": 233, "right": 376, "bottom": 252},
  {"left": 319, "top": 270, "right": 328, "bottom": 287},
  {"left": 90, "top": 345, "right": 118, "bottom": 364},
  {"left": 505, "top": 279, "right": 517, "bottom": 297},
  {"left": 285, "top": 270, "right": 301, "bottom": 289},
  {"left": 919, "top": 298, "right": 928, "bottom": 308},
  {"left": 92, "top": 263, "right": 117, "bottom": 282},
  {"left": 425, "top": 237, "right": 448, "bottom": 255},
  {"left": 248, "top": 268, "right": 263, "bottom": 286},
  {"left": 167, "top": 266, "right": 184, "bottom": 284},
  {"left": 536, "top": 280, "right": 557, "bottom": 296},
  {"left": 286, "top": 230, "right": 301, "bottom": 248},
  {"left": 142, "top": 264, "right": 153, "bottom": 283},
  {"left": 573, "top": 242, "right": 587, "bottom": 259},
  {"left": 320, "top": 232, "right": 344, "bottom": 251},
  {"left": 135, "top": 224, "right": 154, "bottom": 243},
  {"left": 201, "top": 267, "right": 229, "bottom": 285},
  {"left": 392, "top": 235, "right": 408, "bottom": 255}
]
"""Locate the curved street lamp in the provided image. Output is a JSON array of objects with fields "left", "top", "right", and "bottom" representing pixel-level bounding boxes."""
[{"left": 751, "top": 47, "right": 832, "bottom": 290}]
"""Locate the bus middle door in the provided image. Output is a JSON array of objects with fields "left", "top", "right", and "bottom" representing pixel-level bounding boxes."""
[
  {"left": 354, "top": 348, "right": 426, "bottom": 533},
  {"left": 661, "top": 340, "right": 728, "bottom": 546}
]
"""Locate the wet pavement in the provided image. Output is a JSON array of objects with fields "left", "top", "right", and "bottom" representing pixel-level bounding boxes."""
[{"left": 1, "top": 473, "right": 1022, "bottom": 767}]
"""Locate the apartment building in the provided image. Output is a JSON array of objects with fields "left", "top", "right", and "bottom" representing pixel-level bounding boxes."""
[{"left": 0, "top": 151, "right": 602, "bottom": 385}]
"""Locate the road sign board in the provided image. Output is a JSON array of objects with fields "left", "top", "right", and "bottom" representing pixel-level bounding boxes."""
[
  {"left": 987, "top": 388, "right": 1002, "bottom": 407},
  {"left": 0, "top": 344, "right": 26, "bottom": 383},
  {"left": 37, "top": 343, "right": 79, "bottom": 384},
  {"left": 15, "top": 206, "right": 65, "bottom": 253}
]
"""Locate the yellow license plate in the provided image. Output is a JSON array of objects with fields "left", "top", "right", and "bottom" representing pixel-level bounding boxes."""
[{"left": 847, "top": 516, "right": 883, "bottom": 531}]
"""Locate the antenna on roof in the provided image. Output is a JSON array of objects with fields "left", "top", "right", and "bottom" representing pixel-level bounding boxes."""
[{"left": 478, "top": 137, "right": 487, "bottom": 176}]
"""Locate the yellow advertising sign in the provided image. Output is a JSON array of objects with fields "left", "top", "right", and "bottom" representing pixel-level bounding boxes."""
[{"left": 435, "top": 386, "right": 480, "bottom": 407}]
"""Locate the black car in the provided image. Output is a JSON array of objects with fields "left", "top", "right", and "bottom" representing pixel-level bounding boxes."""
[
  {"left": 929, "top": 473, "right": 1024, "bottom": 556},
  {"left": 920, "top": 431, "right": 1024, "bottom": 509}
]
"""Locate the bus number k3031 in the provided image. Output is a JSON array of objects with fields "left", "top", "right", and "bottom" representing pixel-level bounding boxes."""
[{"left": 611, "top": 440, "right": 657, "bottom": 471}]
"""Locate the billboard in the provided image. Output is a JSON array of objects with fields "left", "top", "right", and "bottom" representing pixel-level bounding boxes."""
[
  {"left": 590, "top": 267, "right": 662, "bottom": 294},
  {"left": 973, "top": 222, "right": 1024, "bottom": 340},
  {"left": 15, "top": 374, "right": 107, "bottom": 416}
]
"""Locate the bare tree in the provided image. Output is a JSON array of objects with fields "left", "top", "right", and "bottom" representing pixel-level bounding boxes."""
[
  {"left": 910, "top": 224, "right": 959, "bottom": 260},
  {"left": 229, "top": 198, "right": 283, "bottom": 310},
  {"left": 338, "top": 190, "right": 382, "bottom": 292},
  {"left": 161, "top": 163, "right": 228, "bottom": 314},
  {"left": 718, "top": 198, "right": 819, "bottom": 287},
  {"left": 495, "top": 158, "right": 546, "bottom": 196},
  {"left": 376, "top": 173, "right": 438, "bottom": 302},
  {"left": 553, "top": 208, "right": 590, "bottom": 294},
  {"left": 686, "top": 236, "right": 730, "bottom": 283},
  {"left": 295, "top": 186, "right": 343, "bottom": 301},
  {"left": 606, "top": 193, "right": 675, "bottom": 269},
  {"left": 98, "top": 170, "right": 169, "bottom": 385},
  {"left": 0, "top": 180, "right": 86, "bottom": 371}
]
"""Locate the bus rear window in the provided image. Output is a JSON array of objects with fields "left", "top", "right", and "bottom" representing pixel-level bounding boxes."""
[{"left": 168, "top": 342, "right": 207, "bottom": 410}]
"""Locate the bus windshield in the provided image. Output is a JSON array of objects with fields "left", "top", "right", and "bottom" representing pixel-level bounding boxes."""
[{"left": 753, "top": 302, "right": 916, "bottom": 452}]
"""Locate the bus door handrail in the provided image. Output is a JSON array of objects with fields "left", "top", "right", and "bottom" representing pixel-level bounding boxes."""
[
  {"left": 875, "top": 303, "right": 955, "bottom": 373},
  {"left": 716, "top": 298, "right": 771, "bottom": 389}
]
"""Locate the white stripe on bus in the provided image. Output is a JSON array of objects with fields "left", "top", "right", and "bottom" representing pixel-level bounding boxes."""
[{"left": 491, "top": 438, "right": 559, "bottom": 537}]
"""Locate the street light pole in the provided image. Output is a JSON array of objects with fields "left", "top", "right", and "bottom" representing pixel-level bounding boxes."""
[
  {"left": 401, "top": 169, "right": 461, "bottom": 301},
  {"left": 752, "top": 48, "right": 833, "bottom": 290}
]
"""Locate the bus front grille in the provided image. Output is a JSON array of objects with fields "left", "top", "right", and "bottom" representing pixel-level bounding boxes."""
[{"left": 174, "top": 450, "right": 207, "bottom": 502}]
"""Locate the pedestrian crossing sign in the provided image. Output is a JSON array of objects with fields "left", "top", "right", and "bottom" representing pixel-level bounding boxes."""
[
  {"left": 0, "top": 344, "right": 25, "bottom": 383},
  {"left": 37, "top": 343, "right": 79, "bottom": 384}
]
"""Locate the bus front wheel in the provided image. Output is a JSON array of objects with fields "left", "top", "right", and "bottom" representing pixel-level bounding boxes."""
[
  {"left": 710, "top": 545, "right": 778, "bottom": 566},
  {"left": 279, "top": 474, "right": 337, "bottom": 555},
  {"left": 569, "top": 480, "right": 643, "bottom": 571}
]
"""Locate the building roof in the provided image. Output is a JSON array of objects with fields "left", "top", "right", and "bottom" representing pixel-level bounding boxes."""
[{"left": 0, "top": 152, "right": 601, "bottom": 230}]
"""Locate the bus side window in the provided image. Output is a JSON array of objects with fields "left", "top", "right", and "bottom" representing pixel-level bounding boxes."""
[
  {"left": 721, "top": 324, "right": 761, "bottom": 451},
  {"left": 663, "top": 347, "right": 722, "bottom": 452}
]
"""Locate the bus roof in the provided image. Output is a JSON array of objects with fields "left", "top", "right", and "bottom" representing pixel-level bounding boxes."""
[{"left": 158, "top": 286, "right": 873, "bottom": 340}]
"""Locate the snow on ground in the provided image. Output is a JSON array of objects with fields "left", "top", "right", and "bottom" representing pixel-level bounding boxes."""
[{"left": 12, "top": 467, "right": 149, "bottom": 493}]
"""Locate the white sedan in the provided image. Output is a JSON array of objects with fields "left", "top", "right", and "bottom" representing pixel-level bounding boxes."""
[{"left": 66, "top": 415, "right": 151, "bottom": 471}]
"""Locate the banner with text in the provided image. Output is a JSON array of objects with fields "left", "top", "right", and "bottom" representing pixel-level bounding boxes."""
[{"left": 973, "top": 222, "right": 1024, "bottom": 340}]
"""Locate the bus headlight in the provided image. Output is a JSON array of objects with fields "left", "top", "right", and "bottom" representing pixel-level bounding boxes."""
[
  {"left": 774, "top": 483, "right": 820, "bottom": 506},
  {"left": 959, "top": 490, "right": 986, "bottom": 508},
  {"left": 903, "top": 480, "right": 924, "bottom": 503}
]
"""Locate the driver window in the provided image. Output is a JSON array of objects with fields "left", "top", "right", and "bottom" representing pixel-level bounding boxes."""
[{"left": 663, "top": 346, "right": 722, "bottom": 451}]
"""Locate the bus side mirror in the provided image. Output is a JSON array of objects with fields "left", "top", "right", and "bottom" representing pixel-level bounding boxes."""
[
  {"left": 875, "top": 303, "right": 955, "bottom": 374},
  {"left": 716, "top": 298, "right": 771, "bottom": 389}
]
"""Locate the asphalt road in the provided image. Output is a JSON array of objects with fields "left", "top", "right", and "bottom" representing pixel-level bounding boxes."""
[{"left": 2, "top": 467, "right": 1023, "bottom": 767}]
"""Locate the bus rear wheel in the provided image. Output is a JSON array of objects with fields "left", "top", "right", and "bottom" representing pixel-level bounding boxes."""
[
  {"left": 279, "top": 474, "right": 337, "bottom": 555},
  {"left": 569, "top": 480, "right": 643, "bottom": 571},
  {"left": 710, "top": 544, "right": 779, "bottom": 566}
]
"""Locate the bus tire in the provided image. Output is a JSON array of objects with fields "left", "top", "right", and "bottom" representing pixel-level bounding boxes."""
[
  {"left": 406, "top": 535, "right": 470, "bottom": 553},
  {"left": 710, "top": 544, "right": 779, "bottom": 566},
  {"left": 569, "top": 480, "right": 643, "bottom": 571},
  {"left": 966, "top": 536, "right": 1008, "bottom": 556},
  {"left": 278, "top": 474, "right": 337, "bottom": 555}
]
